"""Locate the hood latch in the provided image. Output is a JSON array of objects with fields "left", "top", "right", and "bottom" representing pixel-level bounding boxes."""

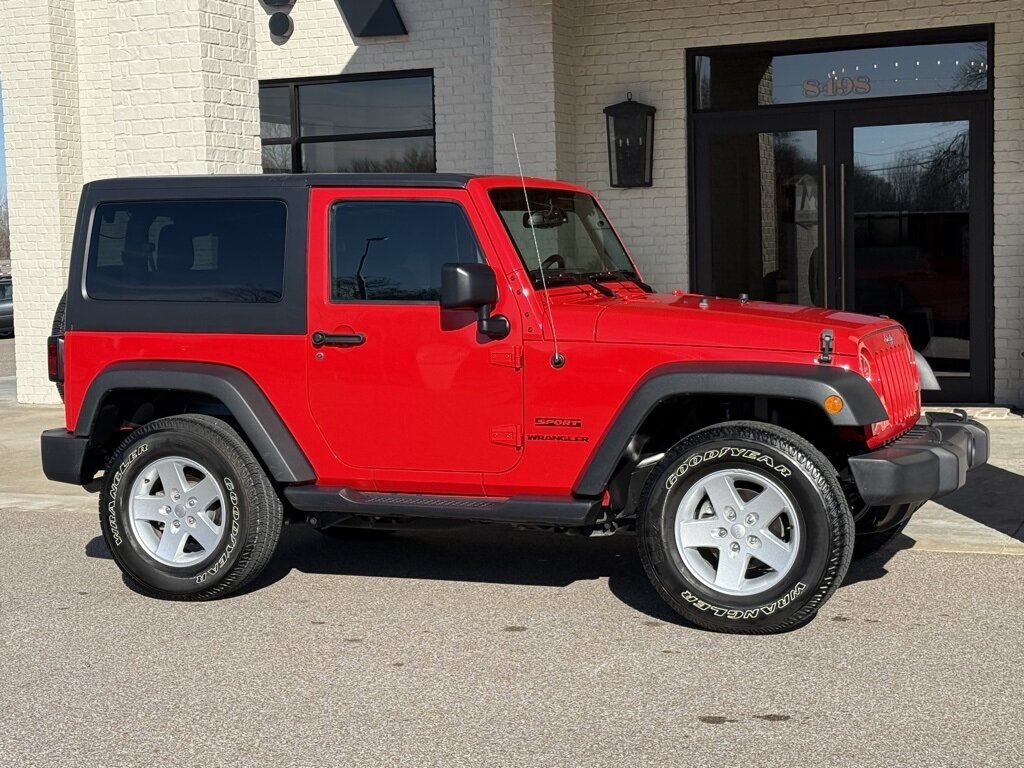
[{"left": 817, "top": 329, "right": 834, "bottom": 364}]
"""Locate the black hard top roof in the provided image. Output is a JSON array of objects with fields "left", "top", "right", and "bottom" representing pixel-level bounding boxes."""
[{"left": 83, "top": 173, "right": 477, "bottom": 192}]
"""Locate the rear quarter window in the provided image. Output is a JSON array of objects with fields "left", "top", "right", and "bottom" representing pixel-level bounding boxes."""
[{"left": 86, "top": 200, "right": 287, "bottom": 302}]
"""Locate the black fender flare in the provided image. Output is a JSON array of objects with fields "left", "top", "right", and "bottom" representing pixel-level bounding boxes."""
[
  {"left": 76, "top": 361, "right": 315, "bottom": 483},
  {"left": 573, "top": 361, "right": 887, "bottom": 497}
]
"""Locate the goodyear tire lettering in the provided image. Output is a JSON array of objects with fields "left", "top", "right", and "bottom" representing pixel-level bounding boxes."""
[
  {"left": 666, "top": 446, "right": 792, "bottom": 490},
  {"left": 195, "top": 477, "right": 240, "bottom": 584}
]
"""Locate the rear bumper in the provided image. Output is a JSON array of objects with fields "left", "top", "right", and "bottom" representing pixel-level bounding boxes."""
[
  {"left": 40, "top": 428, "right": 101, "bottom": 486},
  {"left": 848, "top": 411, "right": 989, "bottom": 506}
]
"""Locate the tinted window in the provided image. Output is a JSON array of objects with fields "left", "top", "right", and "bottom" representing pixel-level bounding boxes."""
[
  {"left": 694, "top": 40, "right": 989, "bottom": 110},
  {"left": 258, "top": 72, "right": 435, "bottom": 174},
  {"left": 330, "top": 202, "right": 481, "bottom": 302},
  {"left": 259, "top": 86, "right": 291, "bottom": 140},
  {"left": 0, "top": 281, "right": 11, "bottom": 301},
  {"left": 299, "top": 77, "right": 433, "bottom": 137},
  {"left": 87, "top": 201, "right": 287, "bottom": 302}
]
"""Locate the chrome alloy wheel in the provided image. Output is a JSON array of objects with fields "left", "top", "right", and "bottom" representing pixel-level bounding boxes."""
[
  {"left": 674, "top": 468, "right": 801, "bottom": 597},
  {"left": 128, "top": 455, "right": 227, "bottom": 568}
]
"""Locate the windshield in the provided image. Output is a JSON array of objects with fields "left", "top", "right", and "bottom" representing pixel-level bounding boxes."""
[{"left": 489, "top": 188, "right": 637, "bottom": 289}]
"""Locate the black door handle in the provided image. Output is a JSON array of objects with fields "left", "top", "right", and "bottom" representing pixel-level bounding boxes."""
[{"left": 312, "top": 331, "right": 366, "bottom": 347}]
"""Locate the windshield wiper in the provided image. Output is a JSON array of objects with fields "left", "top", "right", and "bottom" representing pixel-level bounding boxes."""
[
  {"left": 528, "top": 270, "right": 615, "bottom": 297},
  {"left": 589, "top": 270, "right": 654, "bottom": 293},
  {"left": 582, "top": 275, "right": 615, "bottom": 297},
  {"left": 530, "top": 271, "right": 579, "bottom": 285}
]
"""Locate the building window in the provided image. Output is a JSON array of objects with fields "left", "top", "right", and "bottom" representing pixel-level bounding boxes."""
[
  {"left": 259, "top": 71, "right": 435, "bottom": 174},
  {"left": 693, "top": 38, "right": 989, "bottom": 111}
]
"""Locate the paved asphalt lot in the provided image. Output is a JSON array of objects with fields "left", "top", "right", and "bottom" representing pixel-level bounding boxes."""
[{"left": 1, "top": 351, "right": 1022, "bottom": 766}]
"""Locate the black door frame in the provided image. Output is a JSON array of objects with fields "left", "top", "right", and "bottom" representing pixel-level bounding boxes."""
[
  {"left": 688, "top": 27, "right": 995, "bottom": 403},
  {"left": 692, "top": 110, "right": 836, "bottom": 309},
  {"left": 834, "top": 98, "right": 992, "bottom": 402}
]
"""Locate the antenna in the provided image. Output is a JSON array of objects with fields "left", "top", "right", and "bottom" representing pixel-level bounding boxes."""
[{"left": 512, "top": 134, "right": 564, "bottom": 369}]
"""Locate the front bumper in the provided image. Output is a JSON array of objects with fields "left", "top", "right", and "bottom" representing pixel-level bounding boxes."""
[{"left": 848, "top": 411, "right": 989, "bottom": 506}]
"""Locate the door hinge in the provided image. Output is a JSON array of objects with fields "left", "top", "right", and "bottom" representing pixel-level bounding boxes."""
[
  {"left": 490, "top": 424, "right": 522, "bottom": 449},
  {"left": 489, "top": 345, "right": 523, "bottom": 370}
]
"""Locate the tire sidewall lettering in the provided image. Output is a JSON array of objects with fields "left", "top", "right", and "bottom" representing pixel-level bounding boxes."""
[
  {"left": 679, "top": 582, "right": 808, "bottom": 621},
  {"left": 195, "top": 478, "right": 241, "bottom": 584},
  {"left": 105, "top": 442, "right": 150, "bottom": 547}
]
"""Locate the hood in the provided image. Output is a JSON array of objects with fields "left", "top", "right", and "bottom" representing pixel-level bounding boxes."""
[{"left": 552, "top": 289, "right": 897, "bottom": 356}]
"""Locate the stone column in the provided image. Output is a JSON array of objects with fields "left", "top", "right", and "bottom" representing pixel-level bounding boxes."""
[
  {"left": 108, "top": 0, "right": 262, "bottom": 175},
  {"left": 489, "top": 0, "right": 576, "bottom": 179},
  {"left": 0, "top": 0, "right": 82, "bottom": 404}
]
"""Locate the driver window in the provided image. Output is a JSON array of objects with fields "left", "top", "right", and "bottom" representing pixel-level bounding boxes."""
[{"left": 330, "top": 201, "right": 483, "bottom": 302}]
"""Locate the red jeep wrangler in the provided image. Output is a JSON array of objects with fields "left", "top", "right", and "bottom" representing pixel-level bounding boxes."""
[{"left": 41, "top": 174, "right": 988, "bottom": 633}]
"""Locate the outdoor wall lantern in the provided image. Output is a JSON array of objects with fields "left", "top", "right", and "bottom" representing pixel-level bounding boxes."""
[
  {"left": 263, "top": 0, "right": 295, "bottom": 41},
  {"left": 603, "top": 93, "right": 656, "bottom": 188}
]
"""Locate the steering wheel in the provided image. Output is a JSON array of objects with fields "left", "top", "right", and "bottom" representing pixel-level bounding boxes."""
[{"left": 542, "top": 254, "right": 565, "bottom": 270}]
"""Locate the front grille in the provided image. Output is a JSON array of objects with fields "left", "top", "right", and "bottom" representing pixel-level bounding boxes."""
[{"left": 862, "top": 327, "right": 920, "bottom": 446}]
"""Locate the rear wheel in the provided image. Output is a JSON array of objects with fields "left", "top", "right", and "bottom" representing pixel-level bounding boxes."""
[
  {"left": 100, "top": 414, "right": 283, "bottom": 600},
  {"left": 637, "top": 421, "right": 854, "bottom": 634}
]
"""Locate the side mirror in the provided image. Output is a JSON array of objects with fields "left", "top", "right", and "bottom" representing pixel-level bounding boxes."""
[
  {"left": 440, "top": 263, "right": 510, "bottom": 340},
  {"left": 441, "top": 263, "right": 497, "bottom": 310}
]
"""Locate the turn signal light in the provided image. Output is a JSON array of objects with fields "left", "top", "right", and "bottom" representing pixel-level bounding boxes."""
[{"left": 824, "top": 395, "right": 844, "bottom": 415}]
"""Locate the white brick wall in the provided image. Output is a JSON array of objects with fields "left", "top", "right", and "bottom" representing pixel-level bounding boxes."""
[
  {"left": 109, "top": 0, "right": 261, "bottom": 176},
  {"left": 489, "top": 0, "right": 564, "bottom": 175},
  {"left": 76, "top": 0, "right": 115, "bottom": 182}
]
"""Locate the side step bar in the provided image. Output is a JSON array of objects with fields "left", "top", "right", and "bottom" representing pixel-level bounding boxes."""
[{"left": 284, "top": 486, "right": 600, "bottom": 527}]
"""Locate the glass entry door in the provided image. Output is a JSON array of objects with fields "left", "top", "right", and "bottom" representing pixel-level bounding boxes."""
[
  {"left": 694, "top": 114, "right": 832, "bottom": 307},
  {"left": 837, "top": 103, "right": 991, "bottom": 402},
  {"left": 691, "top": 31, "right": 994, "bottom": 402},
  {"left": 694, "top": 103, "right": 992, "bottom": 402}
]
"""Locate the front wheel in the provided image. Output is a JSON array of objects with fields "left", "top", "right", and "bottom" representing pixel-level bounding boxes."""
[
  {"left": 636, "top": 421, "right": 854, "bottom": 634},
  {"left": 100, "top": 414, "right": 283, "bottom": 600}
]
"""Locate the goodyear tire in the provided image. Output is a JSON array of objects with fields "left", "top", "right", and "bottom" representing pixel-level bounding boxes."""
[
  {"left": 51, "top": 291, "right": 67, "bottom": 401},
  {"left": 99, "top": 414, "right": 283, "bottom": 600},
  {"left": 637, "top": 421, "right": 853, "bottom": 634}
]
